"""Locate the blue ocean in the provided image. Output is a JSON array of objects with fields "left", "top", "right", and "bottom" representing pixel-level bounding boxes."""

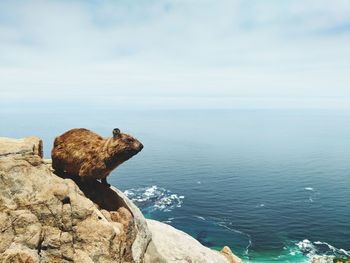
[{"left": 2, "top": 102, "right": 350, "bottom": 262}]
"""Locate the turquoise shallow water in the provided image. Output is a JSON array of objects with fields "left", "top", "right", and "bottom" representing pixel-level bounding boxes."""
[{"left": 2, "top": 102, "right": 350, "bottom": 262}]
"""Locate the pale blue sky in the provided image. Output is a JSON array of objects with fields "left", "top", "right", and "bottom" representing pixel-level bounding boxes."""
[{"left": 1, "top": 0, "right": 350, "bottom": 108}]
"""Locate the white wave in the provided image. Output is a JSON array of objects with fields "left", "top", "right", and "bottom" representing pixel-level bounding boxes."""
[
  {"left": 296, "top": 239, "right": 316, "bottom": 258},
  {"left": 304, "top": 187, "right": 319, "bottom": 203},
  {"left": 124, "top": 185, "right": 184, "bottom": 212},
  {"left": 314, "top": 241, "right": 350, "bottom": 257},
  {"left": 256, "top": 203, "right": 265, "bottom": 207},
  {"left": 194, "top": 215, "right": 206, "bottom": 221},
  {"left": 162, "top": 217, "right": 177, "bottom": 224},
  {"left": 295, "top": 239, "right": 350, "bottom": 260},
  {"left": 144, "top": 185, "right": 158, "bottom": 196}
]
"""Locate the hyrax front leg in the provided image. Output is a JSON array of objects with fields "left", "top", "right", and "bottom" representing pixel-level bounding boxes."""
[{"left": 101, "top": 177, "right": 111, "bottom": 187}]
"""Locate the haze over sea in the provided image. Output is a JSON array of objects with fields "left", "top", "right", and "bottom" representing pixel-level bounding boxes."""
[{"left": 2, "top": 100, "right": 350, "bottom": 262}]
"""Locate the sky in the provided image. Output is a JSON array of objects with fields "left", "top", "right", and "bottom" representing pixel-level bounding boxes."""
[{"left": 0, "top": 0, "right": 350, "bottom": 109}]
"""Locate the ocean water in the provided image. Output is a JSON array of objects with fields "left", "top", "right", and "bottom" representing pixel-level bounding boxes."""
[{"left": 2, "top": 102, "right": 350, "bottom": 262}]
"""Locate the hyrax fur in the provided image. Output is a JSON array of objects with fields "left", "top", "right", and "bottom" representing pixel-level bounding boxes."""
[{"left": 51, "top": 128, "right": 143, "bottom": 186}]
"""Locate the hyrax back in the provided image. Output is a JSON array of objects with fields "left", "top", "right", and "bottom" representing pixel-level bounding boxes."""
[{"left": 51, "top": 128, "right": 143, "bottom": 185}]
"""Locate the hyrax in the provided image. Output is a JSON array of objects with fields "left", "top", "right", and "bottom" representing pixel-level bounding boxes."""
[{"left": 51, "top": 128, "right": 143, "bottom": 186}]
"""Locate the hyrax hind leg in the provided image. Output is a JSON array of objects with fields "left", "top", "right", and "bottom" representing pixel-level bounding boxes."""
[
  {"left": 80, "top": 176, "right": 94, "bottom": 186},
  {"left": 51, "top": 158, "right": 65, "bottom": 176}
]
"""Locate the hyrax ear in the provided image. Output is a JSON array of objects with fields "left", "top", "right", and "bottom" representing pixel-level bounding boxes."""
[{"left": 113, "top": 128, "right": 121, "bottom": 138}]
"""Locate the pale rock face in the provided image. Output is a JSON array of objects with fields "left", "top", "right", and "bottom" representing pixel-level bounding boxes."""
[
  {"left": 145, "top": 219, "right": 243, "bottom": 263},
  {"left": 220, "top": 246, "right": 244, "bottom": 263},
  {"left": 0, "top": 137, "right": 243, "bottom": 263},
  {"left": 0, "top": 136, "right": 43, "bottom": 157}
]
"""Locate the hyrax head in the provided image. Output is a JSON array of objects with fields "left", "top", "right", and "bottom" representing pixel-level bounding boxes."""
[{"left": 108, "top": 128, "right": 143, "bottom": 162}]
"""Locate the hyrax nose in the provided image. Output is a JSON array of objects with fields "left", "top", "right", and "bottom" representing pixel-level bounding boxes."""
[{"left": 138, "top": 143, "right": 144, "bottom": 151}]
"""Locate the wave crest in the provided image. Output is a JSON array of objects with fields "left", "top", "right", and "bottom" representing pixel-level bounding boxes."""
[
  {"left": 124, "top": 185, "right": 184, "bottom": 212},
  {"left": 296, "top": 239, "right": 350, "bottom": 259}
]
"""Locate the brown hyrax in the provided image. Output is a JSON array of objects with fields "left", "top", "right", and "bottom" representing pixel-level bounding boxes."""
[{"left": 51, "top": 128, "right": 143, "bottom": 186}]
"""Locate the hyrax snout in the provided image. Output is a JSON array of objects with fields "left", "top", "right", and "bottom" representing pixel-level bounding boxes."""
[{"left": 51, "top": 128, "right": 143, "bottom": 186}]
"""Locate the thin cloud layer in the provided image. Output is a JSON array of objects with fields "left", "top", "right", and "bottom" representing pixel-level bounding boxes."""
[{"left": 0, "top": 0, "right": 350, "bottom": 107}]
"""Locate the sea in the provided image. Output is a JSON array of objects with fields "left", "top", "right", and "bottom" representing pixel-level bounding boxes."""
[{"left": 2, "top": 101, "right": 350, "bottom": 262}]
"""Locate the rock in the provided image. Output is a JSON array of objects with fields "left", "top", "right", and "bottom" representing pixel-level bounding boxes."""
[
  {"left": 0, "top": 136, "right": 43, "bottom": 158},
  {"left": 144, "top": 240, "right": 167, "bottom": 263},
  {"left": 0, "top": 137, "right": 151, "bottom": 263},
  {"left": 145, "top": 219, "right": 242, "bottom": 263},
  {"left": 0, "top": 245, "right": 40, "bottom": 263},
  {"left": 110, "top": 186, "right": 152, "bottom": 263},
  {"left": 220, "top": 246, "right": 243, "bottom": 263}
]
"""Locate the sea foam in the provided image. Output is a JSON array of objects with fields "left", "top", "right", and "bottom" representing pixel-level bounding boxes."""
[
  {"left": 295, "top": 239, "right": 350, "bottom": 259},
  {"left": 124, "top": 185, "right": 184, "bottom": 212}
]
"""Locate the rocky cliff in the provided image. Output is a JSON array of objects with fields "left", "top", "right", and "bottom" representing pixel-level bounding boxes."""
[{"left": 0, "top": 136, "right": 243, "bottom": 263}]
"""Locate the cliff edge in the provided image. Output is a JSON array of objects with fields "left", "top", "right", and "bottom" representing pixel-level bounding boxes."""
[{"left": 0, "top": 136, "right": 243, "bottom": 263}]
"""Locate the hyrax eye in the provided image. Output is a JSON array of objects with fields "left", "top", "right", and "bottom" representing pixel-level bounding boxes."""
[{"left": 126, "top": 138, "right": 134, "bottom": 143}]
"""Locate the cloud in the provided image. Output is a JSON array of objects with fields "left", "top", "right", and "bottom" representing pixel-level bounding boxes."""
[{"left": 0, "top": 0, "right": 350, "bottom": 107}]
